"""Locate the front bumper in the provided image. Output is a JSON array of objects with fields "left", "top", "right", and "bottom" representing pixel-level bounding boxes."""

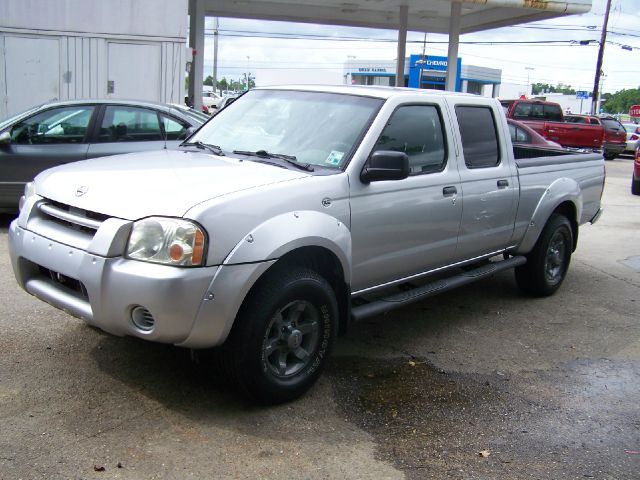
[{"left": 8, "top": 220, "right": 274, "bottom": 348}]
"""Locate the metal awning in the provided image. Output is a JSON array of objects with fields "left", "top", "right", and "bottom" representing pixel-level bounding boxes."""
[
  {"left": 199, "top": 0, "right": 591, "bottom": 34},
  {"left": 187, "top": 0, "right": 592, "bottom": 108}
]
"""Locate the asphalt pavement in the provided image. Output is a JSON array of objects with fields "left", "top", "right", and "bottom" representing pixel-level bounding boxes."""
[{"left": 0, "top": 155, "right": 638, "bottom": 479}]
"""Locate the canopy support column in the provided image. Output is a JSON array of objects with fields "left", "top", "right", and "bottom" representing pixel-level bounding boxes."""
[
  {"left": 188, "top": 0, "right": 204, "bottom": 111},
  {"left": 445, "top": 1, "right": 461, "bottom": 92},
  {"left": 395, "top": 5, "right": 408, "bottom": 88}
]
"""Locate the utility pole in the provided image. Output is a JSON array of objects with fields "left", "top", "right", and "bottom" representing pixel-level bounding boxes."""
[
  {"left": 212, "top": 17, "right": 219, "bottom": 95},
  {"left": 525, "top": 67, "right": 534, "bottom": 96},
  {"left": 591, "top": 0, "right": 612, "bottom": 115},
  {"left": 246, "top": 56, "right": 250, "bottom": 90}
]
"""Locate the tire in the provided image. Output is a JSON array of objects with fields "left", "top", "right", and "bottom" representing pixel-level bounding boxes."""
[
  {"left": 632, "top": 176, "right": 640, "bottom": 195},
  {"left": 515, "top": 214, "right": 573, "bottom": 297},
  {"left": 604, "top": 153, "right": 616, "bottom": 160},
  {"left": 219, "top": 266, "right": 338, "bottom": 404}
]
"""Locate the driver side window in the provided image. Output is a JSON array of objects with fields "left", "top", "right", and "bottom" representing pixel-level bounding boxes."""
[{"left": 372, "top": 105, "right": 446, "bottom": 175}]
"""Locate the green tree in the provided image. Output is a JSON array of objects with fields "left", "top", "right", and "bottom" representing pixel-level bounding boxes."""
[
  {"left": 531, "top": 83, "right": 577, "bottom": 95},
  {"left": 217, "top": 77, "right": 229, "bottom": 92},
  {"left": 203, "top": 75, "right": 213, "bottom": 86},
  {"left": 532, "top": 83, "right": 552, "bottom": 95},
  {"left": 602, "top": 88, "right": 640, "bottom": 114}
]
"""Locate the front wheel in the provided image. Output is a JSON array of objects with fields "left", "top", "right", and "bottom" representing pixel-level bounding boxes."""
[
  {"left": 220, "top": 266, "right": 338, "bottom": 404},
  {"left": 515, "top": 214, "right": 573, "bottom": 297}
]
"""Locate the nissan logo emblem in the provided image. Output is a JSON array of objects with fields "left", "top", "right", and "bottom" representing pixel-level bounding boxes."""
[{"left": 75, "top": 186, "right": 89, "bottom": 197}]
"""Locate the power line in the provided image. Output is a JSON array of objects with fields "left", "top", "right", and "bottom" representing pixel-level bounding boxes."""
[{"left": 204, "top": 29, "right": 639, "bottom": 51}]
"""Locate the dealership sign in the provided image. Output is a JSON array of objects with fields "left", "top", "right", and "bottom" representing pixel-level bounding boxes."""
[{"left": 630, "top": 105, "right": 640, "bottom": 117}]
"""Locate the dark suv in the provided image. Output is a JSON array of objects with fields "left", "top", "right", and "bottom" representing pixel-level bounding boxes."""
[{"left": 599, "top": 116, "right": 627, "bottom": 160}]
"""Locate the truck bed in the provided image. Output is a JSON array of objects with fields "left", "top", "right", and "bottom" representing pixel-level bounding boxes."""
[{"left": 512, "top": 147, "right": 604, "bottom": 252}]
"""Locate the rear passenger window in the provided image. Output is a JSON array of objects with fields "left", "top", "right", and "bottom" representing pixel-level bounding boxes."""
[
  {"left": 566, "top": 116, "right": 585, "bottom": 124},
  {"left": 543, "top": 105, "right": 562, "bottom": 121},
  {"left": 372, "top": 105, "right": 446, "bottom": 175},
  {"left": 456, "top": 106, "right": 500, "bottom": 168},
  {"left": 99, "top": 106, "right": 162, "bottom": 142}
]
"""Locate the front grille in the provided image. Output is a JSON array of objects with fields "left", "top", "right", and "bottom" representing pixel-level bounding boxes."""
[
  {"left": 39, "top": 266, "right": 89, "bottom": 300},
  {"left": 38, "top": 200, "right": 109, "bottom": 235}
]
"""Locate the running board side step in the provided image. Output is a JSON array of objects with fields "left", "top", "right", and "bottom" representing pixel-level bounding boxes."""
[{"left": 351, "top": 256, "right": 527, "bottom": 322}]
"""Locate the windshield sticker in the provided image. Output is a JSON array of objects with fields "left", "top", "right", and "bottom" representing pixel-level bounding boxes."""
[{"left": 325, "top": 151, "right": 344, "bottom": 166}]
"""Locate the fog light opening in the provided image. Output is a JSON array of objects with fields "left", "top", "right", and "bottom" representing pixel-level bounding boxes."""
[{"left": 131, "top": 306, "right": 155, "bottom": 332}]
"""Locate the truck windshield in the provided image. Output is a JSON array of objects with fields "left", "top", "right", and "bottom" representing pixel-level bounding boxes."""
[{"left": 188, "top": 89, "right": 382, "bottom": 170}]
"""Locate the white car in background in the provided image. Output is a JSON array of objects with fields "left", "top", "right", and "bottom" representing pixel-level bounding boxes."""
[
  {"left": 623, "top": 123, "right": 640, "bottom": 153},
  {"left": 202, "top": 91, "right": 223, "bottom": 113}
]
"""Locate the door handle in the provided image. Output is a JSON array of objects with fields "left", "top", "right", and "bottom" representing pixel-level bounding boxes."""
[
  {"left": 497, "top": 179, "right": 509, "bottom": 188},
  {"left": 443, "top": 186, "right": 457, "bottom": 196}
]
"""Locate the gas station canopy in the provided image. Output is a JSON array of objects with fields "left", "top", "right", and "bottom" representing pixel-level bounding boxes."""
[
  {"left": 187, "top": 0, "right": 593, "bottom": 109},
  {"left": 198, "top": 0, "right": 592, "bottom": 34}
]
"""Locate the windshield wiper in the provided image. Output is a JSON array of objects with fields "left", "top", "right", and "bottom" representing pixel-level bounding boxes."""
[
  {"left": 182, "top": 141, "right": 225, "bottom": 156},
  {"left": 232, "top": 150, "right": 314, "bottom": 172}
]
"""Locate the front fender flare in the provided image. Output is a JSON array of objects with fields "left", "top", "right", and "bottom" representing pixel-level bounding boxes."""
[{"left": 223, "top": 210, "right": 352, "bottom": 285}]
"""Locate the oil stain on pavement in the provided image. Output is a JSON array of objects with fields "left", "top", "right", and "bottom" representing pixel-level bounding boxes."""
[{"left": 329, "top": 355, "right": 640, "bottom": 479}]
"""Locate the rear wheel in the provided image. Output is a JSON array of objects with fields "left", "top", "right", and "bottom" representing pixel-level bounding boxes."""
[
  {"left": 219, "top": 266, "right": 338, "bottom": 404},
  {"left": 515, "top": 214, "right": 573, "bottom": 297},
  {"left": 632, "top": 176, "right": 640, "bottom": 195}
]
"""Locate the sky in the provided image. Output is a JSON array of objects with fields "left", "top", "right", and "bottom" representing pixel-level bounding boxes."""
[{"left": 199, "top": 0, "right": 639, "bottom": 94}]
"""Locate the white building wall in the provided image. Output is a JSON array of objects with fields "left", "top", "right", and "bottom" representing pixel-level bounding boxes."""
[
  {"left": 497, "top": 82, "right": 531, "bottom": 100},
  {"left": 0, "top": 0, "right": 188, "bottom": 119},
  {"left": 256, "top": 69, "right": 343, "bottom": 87},
  {"left": 497, "top": 85, "right": 592, "bottom": 114},
  {"left": 0, "top": 0, "right": 187, "bottom": 38}
]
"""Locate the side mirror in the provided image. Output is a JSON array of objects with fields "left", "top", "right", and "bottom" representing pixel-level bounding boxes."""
[
  {"left": 183, "top": 126, "right": 197, "bottom": 140},
  {"left": 0, "top": 131, "right": 11, "bottom": 145},
  {"left": 360, "top": 150, "right": 410, "bottom": 183}
]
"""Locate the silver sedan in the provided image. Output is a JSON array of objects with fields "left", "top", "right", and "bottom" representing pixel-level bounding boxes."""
[{"left": 0, "top": 99, "right": 208, "bottom": 212}]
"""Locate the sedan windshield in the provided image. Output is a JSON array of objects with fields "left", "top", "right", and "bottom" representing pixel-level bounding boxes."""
[
  {"left": 0, "top": 105, "right": 42, "bottom": 131},
  {"left": 189, "top": 89, "right": 382, "bottom": 170}
]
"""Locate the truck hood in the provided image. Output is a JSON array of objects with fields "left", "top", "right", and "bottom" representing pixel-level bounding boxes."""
[{"left": 35, "top": 149, "right": 310, "bottom": 219}]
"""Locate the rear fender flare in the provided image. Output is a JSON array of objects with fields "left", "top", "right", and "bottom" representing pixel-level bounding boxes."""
[{"left": 516, "top": 177, "right": 582, "bottom": 254}]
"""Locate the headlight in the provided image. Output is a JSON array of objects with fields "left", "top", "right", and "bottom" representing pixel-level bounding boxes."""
[
  {"left": 126, "top": 217, "right": 207, "bottom": 266},
  {"left": 19, "top": 182, "right": 36, "bottom": 212}
]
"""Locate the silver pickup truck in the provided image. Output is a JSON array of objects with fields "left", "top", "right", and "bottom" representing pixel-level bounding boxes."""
[{"left": 8, "top": 86, "right": 605, "bottom": 404}]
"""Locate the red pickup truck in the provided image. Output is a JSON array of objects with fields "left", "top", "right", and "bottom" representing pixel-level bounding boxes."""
[
  {"left": 501, "top": 99, "right": 604, "bottom": 152},
  {"left": 566, "top": 114, "right": 626, "bottom": 160}
]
